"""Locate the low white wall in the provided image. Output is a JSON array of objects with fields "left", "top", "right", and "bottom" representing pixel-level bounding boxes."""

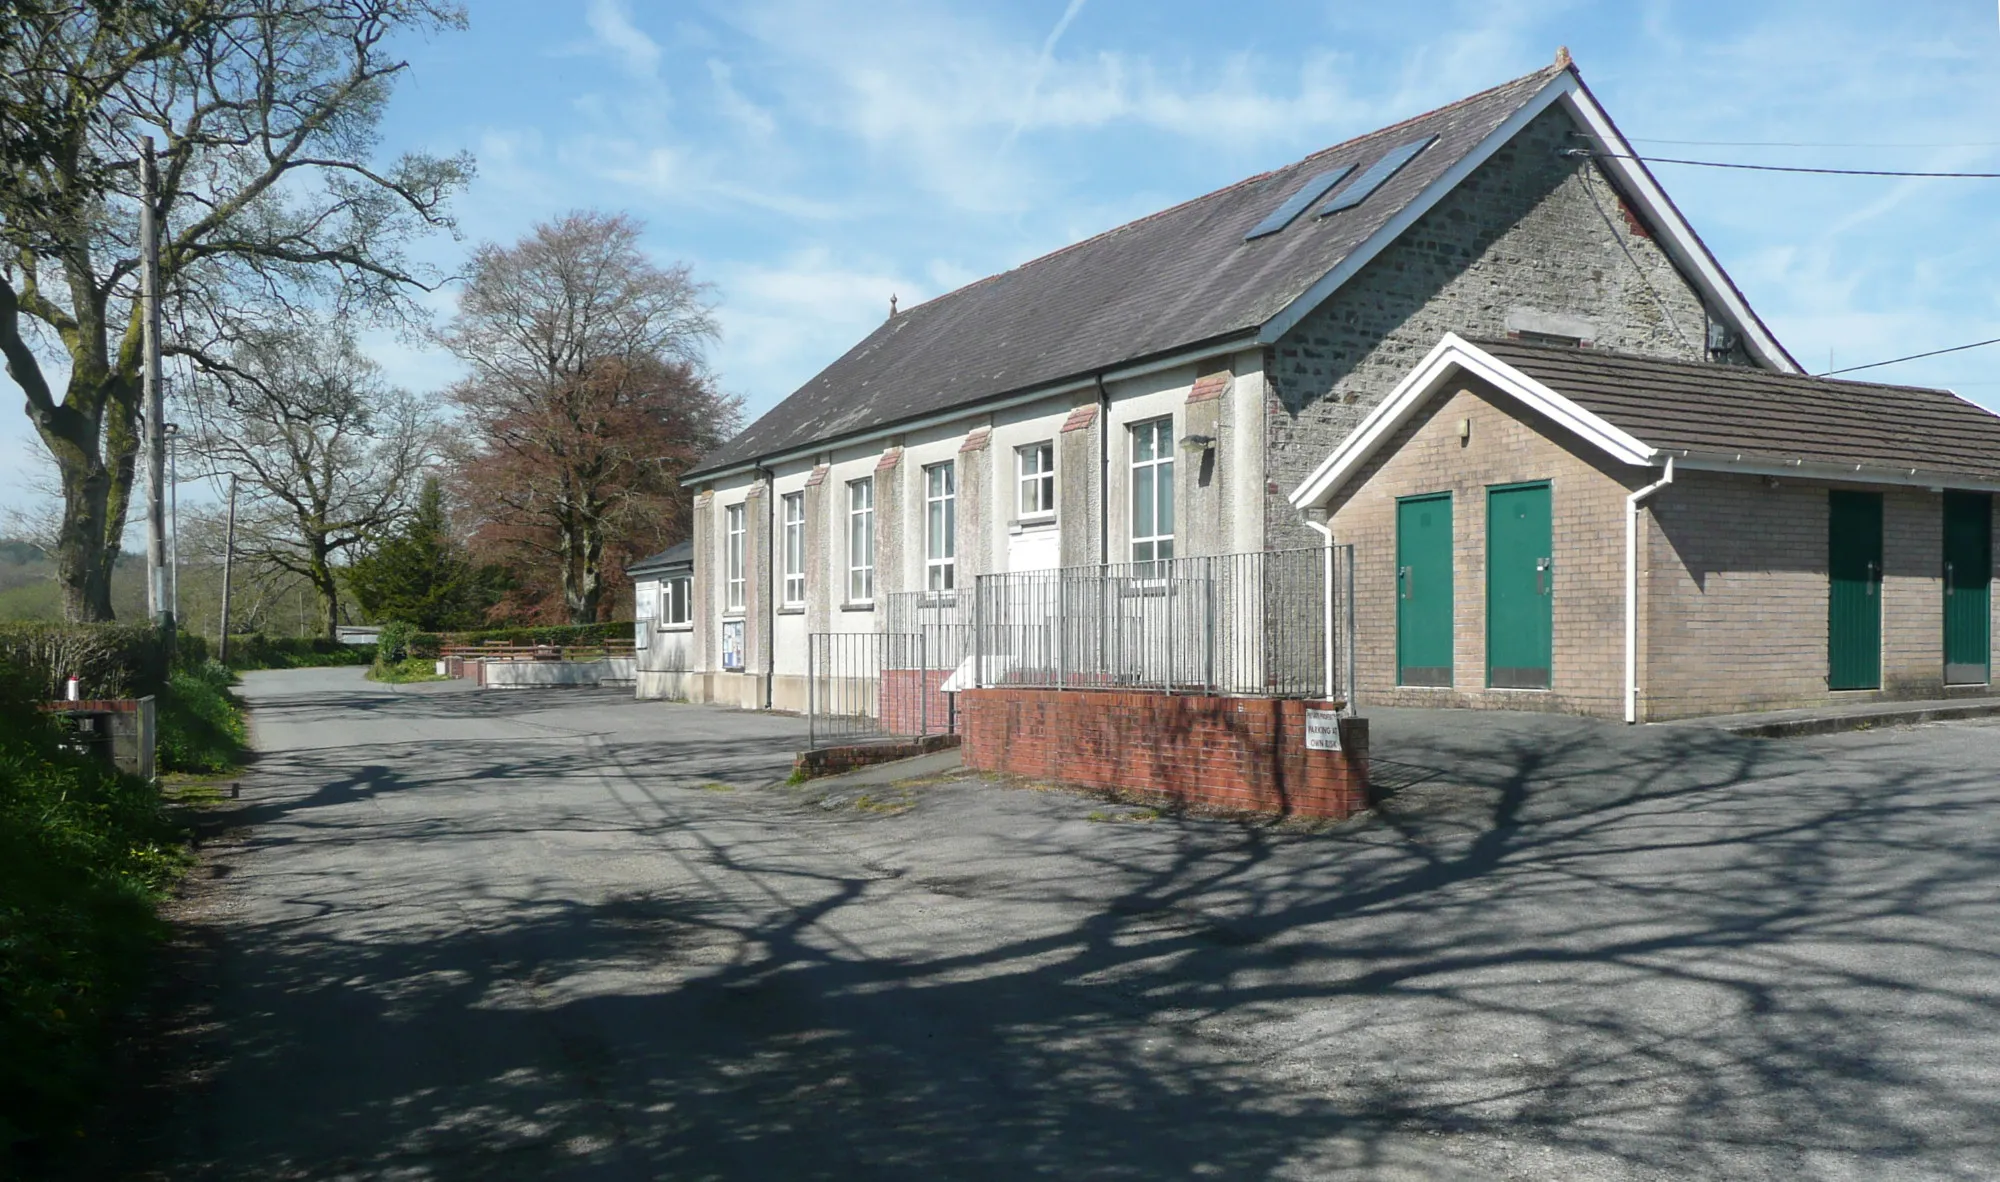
[{"left": 481, "top": 659, "right": 622, "bottom": 689}]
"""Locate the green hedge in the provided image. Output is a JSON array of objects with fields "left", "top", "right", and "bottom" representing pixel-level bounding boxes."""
[
  {"left": 411, "top": 621, "right": 631, "bottom": 657},
  {"left": 222, "top": 633, "right": 375, "bottom": 670},
  {"left": 0, "top": 623, "right": 170, "bottom": 700},
  {"left": 0, "top": 666, "right": 186, "bottom": 1154}
]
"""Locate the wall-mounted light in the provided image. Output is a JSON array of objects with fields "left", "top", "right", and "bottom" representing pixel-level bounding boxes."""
[
  {"left": 1180, "top": 433, "right": 1216, "bottom": 452},
  {"left": 1457, "top": 418, "right": 1472, "bottom": 446}
]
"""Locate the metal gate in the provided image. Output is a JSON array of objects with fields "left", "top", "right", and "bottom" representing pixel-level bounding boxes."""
[{"left": 807, "top": 614, "right": 968, "bottom": 749}]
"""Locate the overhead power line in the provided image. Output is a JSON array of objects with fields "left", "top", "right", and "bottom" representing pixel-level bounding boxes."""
[
  {"left": 1571, "top": 149, "right": 2000, "bottom": 179},
  {"left": 1629, "top": 137, "right": 2000, "bottom": 149},
  {"left": 1820, "top": 336, "right": 2000, "bottom": 377}
]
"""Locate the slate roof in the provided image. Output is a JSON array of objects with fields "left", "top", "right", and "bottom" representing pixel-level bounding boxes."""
[
  {"left": 689, "top": 64, "right": 1574, "bottom": 478},
  {"left": 1478, "top": 340, "right": 2000, "bottom": 483},
  {"left": 626, "top": 540, "right": 693, "bottom": 579}
]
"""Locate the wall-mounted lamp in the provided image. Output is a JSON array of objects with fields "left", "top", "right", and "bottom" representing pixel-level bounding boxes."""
[
  {"left": 1180, "top": 433, "right": 1216, "bottom": 452},
  {"left": 1457, "top": 418, "right": 1472, "bottom": 446}
]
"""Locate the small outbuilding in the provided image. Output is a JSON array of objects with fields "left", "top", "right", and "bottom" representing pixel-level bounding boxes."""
[
  {"left": 628, "top": 540, "right": 694, "bottom": 702},
  {"left": 1291, "top": 334, "right": 2000, "bottom": 721}
]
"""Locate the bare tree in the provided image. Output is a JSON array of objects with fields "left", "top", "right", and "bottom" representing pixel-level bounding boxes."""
[
  {"left": 181, "top": 320, "right": 435, "bottom": 640},
  {"left": 442, "top": 212, "right": 737, "bottom": 624},
  {"left": 0, "top": 0, "right": 471, "bottom": 621}
]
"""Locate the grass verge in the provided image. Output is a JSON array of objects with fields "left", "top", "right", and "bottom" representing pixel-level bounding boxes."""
[
  {"left": 156, "top": 662, "right": 249, "bottom": 775},
  {"left": 0, "top": 670, "right": 193, "bottom": 1166}
]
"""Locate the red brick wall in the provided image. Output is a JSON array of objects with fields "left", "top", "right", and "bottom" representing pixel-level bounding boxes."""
[
  {"left": 960, "top": 689, "right": 1370, "bottom": 820},
  {"left": 880, "top": 668, "right": 955, "bottom": 735}
]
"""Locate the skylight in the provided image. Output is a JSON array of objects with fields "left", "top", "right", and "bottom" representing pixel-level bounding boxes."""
[
  {"left": 1317, "top": 136, "right": 1439, "bottom": 217},
  {"left": 1243, "top": 165, "right": 1355, "bottom": 241}
]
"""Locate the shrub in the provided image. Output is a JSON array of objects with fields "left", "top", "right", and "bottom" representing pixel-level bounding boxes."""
[
  {"left": 0, "top": 665, "right": 186, "bottom": 1154},
  {"left": 375, "top": 620, "right": 416, "bottom": 664},
  {"left": 156, "top": 662, "right": 247, "bottom": 774}
]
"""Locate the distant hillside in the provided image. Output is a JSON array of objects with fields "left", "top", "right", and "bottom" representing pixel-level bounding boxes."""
[{"left": 0, "top": 540, "right": 146, "bottom": 621}]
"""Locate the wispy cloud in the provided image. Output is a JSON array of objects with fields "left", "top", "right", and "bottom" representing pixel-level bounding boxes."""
[
  {"left": 583, "top": 0, "right": 661, "bottom": 78},
  {"left": 1001, "top": 0, "right": 1091, "bottom": 155}
]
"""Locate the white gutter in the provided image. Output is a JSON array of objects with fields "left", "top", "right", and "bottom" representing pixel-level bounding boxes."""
[
  {"left": 1670, "top": 451, "right": 2000, "bottom": 494},
  {"left": 1624, "top": 456, "right": 1674, "bottom": 724}
]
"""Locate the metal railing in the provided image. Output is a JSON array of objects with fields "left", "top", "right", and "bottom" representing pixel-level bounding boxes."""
[
  {"left": 971, "top": 545, "right": 1352, "bottom": 700},
  {"left": 807, "top": 631, "right": 961, "bottom": 749},
  {"left": 884, "top": 590, "right": 973, "bottom": 679}
]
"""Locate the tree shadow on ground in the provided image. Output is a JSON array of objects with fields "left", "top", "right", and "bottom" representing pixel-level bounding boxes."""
[{"left": 102, "top": 706, "right": 2000, "bottom": 1179}]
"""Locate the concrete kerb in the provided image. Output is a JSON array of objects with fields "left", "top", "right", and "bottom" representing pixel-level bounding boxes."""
[
  {"left": 791, "top": 735, "right": 962, "bottom": 782},
  {"left": 1681, "top": 698, "right": 2000, "bottom": 739},
  {"left": 787, "top": 747, "right": 966, "bottom": 794}
]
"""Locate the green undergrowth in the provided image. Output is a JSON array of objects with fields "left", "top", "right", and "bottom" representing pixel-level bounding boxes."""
[
  {"left": 366, "top": 657, "right": 448, "bottom": 684},
  {"left": 0, "top": 669, "right": 192, "bottom": 1162},
  {"left": 156, "top": 662, "right": 249, "bottom": 775}
]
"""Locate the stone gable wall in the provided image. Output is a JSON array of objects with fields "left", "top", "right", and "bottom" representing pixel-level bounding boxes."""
[{"left": 1267, "top": 103, "right": 1746, "bottom": 551}]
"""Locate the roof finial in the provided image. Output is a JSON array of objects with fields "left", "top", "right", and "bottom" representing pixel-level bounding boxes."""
[
  {"left": 1555, "top": 45, "right": 1572, "bottom": 68},
  {"left": 889, "top": 293, "right": 899, "bottom": 319}
]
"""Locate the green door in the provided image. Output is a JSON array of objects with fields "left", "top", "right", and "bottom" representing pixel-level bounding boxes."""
[
  {"left": 1396, "top": 493, "right": 1453, "bottom": 686},
  {"left": 1828, "top": 490, "right": 1884, "bottom": 691},
  {"left": 1944, "top": 491, "right": 1992, "bottom": 685},
  {"left": 1487, "top": 483, "right": 1553, "bottom": 690}
]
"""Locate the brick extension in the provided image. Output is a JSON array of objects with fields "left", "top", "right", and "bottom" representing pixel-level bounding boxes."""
[{"left": 960, "top": 689, "right": 1370, "bottom": 820}]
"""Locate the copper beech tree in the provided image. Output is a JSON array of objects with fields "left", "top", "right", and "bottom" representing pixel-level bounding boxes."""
[{"left": 442, "top": 212, "right": 740, "bottom": 625}]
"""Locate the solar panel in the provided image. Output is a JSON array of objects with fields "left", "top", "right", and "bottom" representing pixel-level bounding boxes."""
[
  {"left": 1243, "top": 165, "right": 1355, "bottom": 240},
  {"left": 1317, "top": 136, "right": 1438, "bottom": 217}
]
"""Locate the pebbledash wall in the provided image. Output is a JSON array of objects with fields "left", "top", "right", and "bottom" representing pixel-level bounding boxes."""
[
  {"left": 960, "top": 689, "right": 1371, "bottom": 820},
  {"left": 1263, "top": 103, "right": 1745, "bottom": 554},
  {"left": 1325, "top": 376, "right": 2000, "bottom": 721},
  {"left": 673, "top": 351, "right": 1271, "bottom": 710}
]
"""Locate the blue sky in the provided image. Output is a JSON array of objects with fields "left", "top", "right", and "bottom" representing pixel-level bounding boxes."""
[{"left": 5, "top": 0, "right": 2000, "bottom": 511}]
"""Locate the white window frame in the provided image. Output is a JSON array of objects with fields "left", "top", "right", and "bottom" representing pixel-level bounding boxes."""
[
  {"left": 1130, "top": 417, "right": 1175, "bottom": 567},
  {"left": 925, "top": 461, "right": 956, "bottom": 593},
  {"left": 662, "top": 575, "right": 691, "bottom": 627},
  {"left": 724, "top": 503, "right": 746, "bottom": 612},
  {"left": 848, "top": 477, "right": 875, "bottom": 604},
  {"left": 781, "top": 491, "right": 806, "bottom": 607},
  {"left": 1017, "top": 441, "right": 1055, "bottom": 520}
]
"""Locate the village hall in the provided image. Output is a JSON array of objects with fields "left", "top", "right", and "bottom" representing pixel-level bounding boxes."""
[{"left": 628, "top": 54, "right": 2000, "bottom": 725}]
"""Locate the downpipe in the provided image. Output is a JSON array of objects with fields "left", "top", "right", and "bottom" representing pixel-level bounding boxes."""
[
  {"left": 759, "top": 464, "right": 776, "bottom": 711},
  {"left": 1624, "top": 457, "right": 1674, "bottom": 724},
  {"left": 1302, "top": 513, "right": 1338, "bottom": 703}
]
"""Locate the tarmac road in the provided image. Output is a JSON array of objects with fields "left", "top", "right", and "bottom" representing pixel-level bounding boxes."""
[{"left": 131, "top": 667, "right": 2000, "bottom": 1180}]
